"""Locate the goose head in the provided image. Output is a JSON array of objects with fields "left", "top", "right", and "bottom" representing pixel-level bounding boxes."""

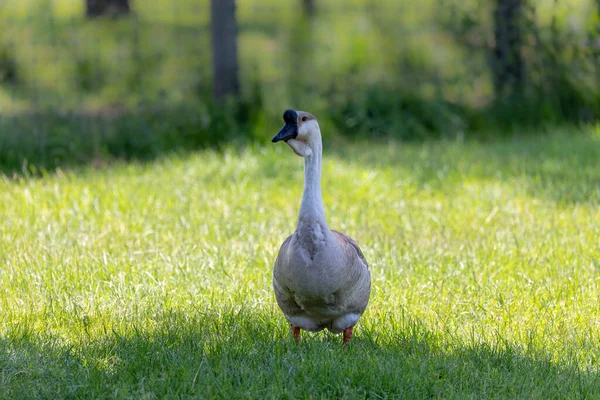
[{"left": 271, "top": 109, "right": 318, "bottom": 157}]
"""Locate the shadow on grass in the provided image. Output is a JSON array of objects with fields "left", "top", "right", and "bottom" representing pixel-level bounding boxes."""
[
  {"left": 1, "top": 308, "right": 598, "bottom": 398},
  {"left": 0, "top": 101, "right": 263, "bottom": 176},
  {"left": 2, "top": 114, "right": 598, "bottom": 209},
  {"left": 329, "top": 130, "right": 600, "bottom": 205}
]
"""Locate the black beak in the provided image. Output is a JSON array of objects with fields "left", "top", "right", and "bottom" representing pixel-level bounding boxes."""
[
  {"left": 271, "top": 123, "right": 298, "bottom": 143},
  {"left": 271, "top": 108, "right": 299, "bottom": 143}
]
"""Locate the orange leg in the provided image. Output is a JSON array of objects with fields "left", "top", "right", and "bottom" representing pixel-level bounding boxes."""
[
  {"left": 291, "top": 325, "right": 301, "bottom": 343},
  {"left": 343, "top": 326, "right": 354, "bottom": 345}
]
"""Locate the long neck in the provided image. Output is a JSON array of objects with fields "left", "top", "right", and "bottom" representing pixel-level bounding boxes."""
[{"left": 297, "top": 135, "right": 328, "bottom": 229}]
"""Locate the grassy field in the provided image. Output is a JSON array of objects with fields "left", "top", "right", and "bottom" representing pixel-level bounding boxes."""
[{"left": 1, "top": 127, "right": 600, "bottom": 398}]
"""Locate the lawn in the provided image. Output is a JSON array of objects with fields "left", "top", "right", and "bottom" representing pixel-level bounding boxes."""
[{"left": 1, "top": 128, "right": 600, "bottom": 398}]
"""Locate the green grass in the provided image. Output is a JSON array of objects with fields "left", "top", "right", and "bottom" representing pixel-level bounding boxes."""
[{"left": 1, "top": 127, "right": 600, "bottom": 398}]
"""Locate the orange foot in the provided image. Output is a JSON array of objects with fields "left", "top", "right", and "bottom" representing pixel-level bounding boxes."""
[
  {"left": 291, "top": 325, "right": 301, "bottom": 343},
  {"left": 343, "top": 326, "right": 354, "bottom": 345}
]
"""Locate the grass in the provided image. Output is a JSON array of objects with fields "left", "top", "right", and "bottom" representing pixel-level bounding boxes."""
[{"left": 1, "top": 126, "right": 600, "bottom": 398}]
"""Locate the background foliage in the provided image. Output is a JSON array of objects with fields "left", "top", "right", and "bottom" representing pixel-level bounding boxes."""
[{"left": 0, "top": 0, "right": 598, "bottom": 171}]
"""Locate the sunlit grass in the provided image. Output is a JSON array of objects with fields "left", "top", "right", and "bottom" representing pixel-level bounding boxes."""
[{"left": 1, "top": 129, "right": 599, "bottom": 398}]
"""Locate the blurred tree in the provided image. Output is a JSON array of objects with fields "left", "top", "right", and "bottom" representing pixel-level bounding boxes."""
[
  {"left": 0, "top": 45, "right": 18, "bottom": 85},
  {"left": 594, "top": 1, "right": 600, "bottom": 71},
  {"left": 492, "top": 0, "right": 524, "bottom": 98},
  {"left": 288, "top": 17, "right": 314, "bottom": 106},
  {"left": 596, "top": 0, "right": 600, "bottom": 39},
  {"left": 302, "top": 0, "right": 315, "bottom": 16},
  {"left": 211, "top": 0, "right": 239, "bottom": 100},
  {"left": 86, "top": 0, "right": 130, "bottom": 18}
]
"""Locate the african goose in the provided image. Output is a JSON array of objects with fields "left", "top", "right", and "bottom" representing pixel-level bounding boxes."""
[{"left": 271, "top": 109, "right": 371, "bottom": 345}]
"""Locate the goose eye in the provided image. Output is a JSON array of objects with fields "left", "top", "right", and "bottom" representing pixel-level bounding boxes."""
[{"left": 302, "top": 117, "right": 307, "bottom": 122}]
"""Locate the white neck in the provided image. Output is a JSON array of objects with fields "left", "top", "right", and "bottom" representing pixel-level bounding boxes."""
[{"left": 297, "top": 129, "right": 328, "bottom": 229}]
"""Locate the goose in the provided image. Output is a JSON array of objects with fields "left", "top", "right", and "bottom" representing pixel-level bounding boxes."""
[{"left": 271, "top": 109, "right": 371, "bottom": 345}]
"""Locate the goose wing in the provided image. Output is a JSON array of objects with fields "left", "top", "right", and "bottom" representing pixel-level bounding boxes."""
[
  {"left": 332, "top": 230, "right": 369, "bottom": 271},
  {"left": 273, "top": 235, "right": 304, "bottom": 317}
]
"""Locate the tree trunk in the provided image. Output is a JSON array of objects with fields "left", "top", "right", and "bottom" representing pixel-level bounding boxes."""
[
  {"left": 211, "top": 0, "right": 240, "bottom": 100},
  {"left": 596, "top": 0, "right": 600, "bottom": 46},
  {"left": 594, "top": 1, "right": 600, "bottom": 76},
  {"left": 492, "top": 0, "right": 524, "bottom": 98},
  {"left": 302, "top": 0, "right": 315, "bottom": 17},
  {"left": 288, "top": 17, "right": 314, "bottom": 106},
  {"left": 86, "top": 0, "right": 130, "bottom": 18}
]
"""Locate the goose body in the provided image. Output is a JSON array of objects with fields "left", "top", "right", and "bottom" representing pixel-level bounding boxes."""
[{"left": 271, "top": 109, "right": 371, "bottom": 344}]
